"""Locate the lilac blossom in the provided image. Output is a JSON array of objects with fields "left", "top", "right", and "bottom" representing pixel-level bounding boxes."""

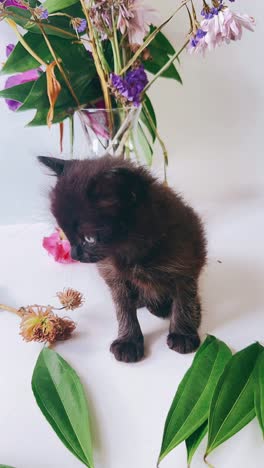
[
  {"left": 110, "top": 65, "right": 148, "bottom": 107},
  {"left": 189, "top": 2, "right": 255, "bottom": 55}
]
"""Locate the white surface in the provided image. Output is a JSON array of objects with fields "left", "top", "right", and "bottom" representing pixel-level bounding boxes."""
[
  {"left": 0, "top": 0, "right": 264, "bottom": 467},
  {"left": 0, "top": 208, "right": 264, "bottom": 468}
]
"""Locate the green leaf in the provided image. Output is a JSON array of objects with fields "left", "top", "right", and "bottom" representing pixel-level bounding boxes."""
[
  {"left": 158, "top": 335, "right": 232, "bottom": 464},
  {"left": 6, "top": 5, "right": 83, "bottom": 39},
  {"left": 1, "top": 33, "right": 52, "bottom": 74},
  {"left": 186, "top": 421, "right": 208, "bottom": 467},
  {"left": 43, "top": 0, "right": 79, "bottom": 13},
  {"left": 137, "top": 122, "right": 153, "bottom": 166},
  {"left": 206, "top": 342, "right": 263, "bottom": 457},
  {"left": 3, "top": 33, "right": 101, "bottom": 125},
  {"left": 32, "top": 348, "right": 94, "bottom": 468},
  {"left": 0, "top": 466, "right": 15, "bottom": 468},
  {"left": 144, "top": 45, "right": 182, "bottom": 82},
  {"left": 0, "top": 81, "right": 34, "bottom": 103},
  {"left": 140, "top": 95, "right": 157, "bottom": 143},
  {"left": 149, "top": 26, "right": 175, "bottom": 55},
  {"left": 255, "top": 351, "right": 264, "bottom": 436}
]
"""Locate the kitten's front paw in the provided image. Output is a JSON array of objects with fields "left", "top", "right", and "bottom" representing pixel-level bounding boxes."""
[
  {"left": 167, "top": 333, "right": 200, "bottom": 354},
  {"left": 110, "top": 338, "right": 144, "bottom": 363}
]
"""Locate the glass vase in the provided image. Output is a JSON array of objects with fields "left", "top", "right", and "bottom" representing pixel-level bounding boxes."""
[{"left": 77, "top": 106, "right": 141, "bottom": 159}]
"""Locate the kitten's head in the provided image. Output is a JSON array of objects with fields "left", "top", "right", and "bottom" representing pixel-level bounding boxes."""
[{"left": 39, "top": 156, "right": 148, "bottom": 263}]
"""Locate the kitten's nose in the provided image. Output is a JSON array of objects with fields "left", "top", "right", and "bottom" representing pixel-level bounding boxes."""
[{"left": 71, "top": 244, "right": 83, "bottom": 261}]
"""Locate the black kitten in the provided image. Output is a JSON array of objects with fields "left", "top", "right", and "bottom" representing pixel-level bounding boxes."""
[{"left": 39, "top": 155, "right": 207, "bottom": 363}]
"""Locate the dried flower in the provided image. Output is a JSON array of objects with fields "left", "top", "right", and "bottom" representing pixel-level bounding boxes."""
[
  {"left": 57, "top": 288, "right": 84, "bottom": 310},
  {"left": 43, "top": 228, "right": 76, "bottom": 264},
  {"left": 46, "top": 61, "right": 62, "bottom": 128},
  {"left": 110, "top": 65, "right": 148, "bottom": 107},
  {"left": 20, "top": 306, "right": 76, "bottom": 343}
]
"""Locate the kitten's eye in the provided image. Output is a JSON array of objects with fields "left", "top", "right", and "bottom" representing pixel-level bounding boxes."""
[{"left": 84, "top": 235, "right": 96, "bottom": 246}]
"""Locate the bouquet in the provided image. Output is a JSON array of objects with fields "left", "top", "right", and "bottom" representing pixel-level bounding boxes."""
[{"left": 0, "top": 0, "right": 255, "bottom": 169}]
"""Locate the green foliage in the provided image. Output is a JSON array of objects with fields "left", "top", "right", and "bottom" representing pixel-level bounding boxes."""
[
  {"left": 32, "top": 348, "right": 94, "bottom": 468},
  {"left": 254, "top": 352, "right": 264, "bottom": 437},
  {"left": 206, "top": 343, "right": 263, "bottom": 457},
  {"left": 186, "top": 421, "right": 208, "bottom": 466},
  {"left": 158, "top": 335, "right": 232, "bottom": 464}
]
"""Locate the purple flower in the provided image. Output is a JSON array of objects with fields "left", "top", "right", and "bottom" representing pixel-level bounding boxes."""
[
  {"left": 6, "top": 43, "right": 15, "bottom": 57},
  {"left": 188, "top": 28, "right": 207, "bottom": 50},
  {"left": 4, "top": 43, "right": 40, "bottom": 111},
  {"left": 77, "top": 18, "right": 87, "bottom": 33},
  {"left": 110, "top": 66, "right": 148, "bottom": 107},
  {"left": 71, "top": 17, "right": 87, "bottom": 34}
]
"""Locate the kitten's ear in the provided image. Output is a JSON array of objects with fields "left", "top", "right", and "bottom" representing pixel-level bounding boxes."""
[
  {"left": 38, "top": 156, "right": 69, "bottom": 176},
  {"left": 90, "top": 167, "right": 147, "bottom": 208}
]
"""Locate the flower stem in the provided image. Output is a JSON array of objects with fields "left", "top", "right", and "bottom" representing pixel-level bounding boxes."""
[
  {"left": 143, "top": 40, "right": 189, "bottom": 94},
  {"left": 5, "top": 10, "right": 89, "bottom": 42},
  {"left": 0, "top": 304, "right": 21, "bottom": 316},
  {"left": 111, "top": 7, "right": 121, "bottom": 73},
  {"left": 120, "top": 0, "right": 190, "bottom": 75},
  {"left": 204, "top": 455, "right": 215, "bottom": 468},
  {"left": 5, "top": 18, "right": 46, "bottom": 66},
  {"left": 79, "top": 0, "right": 112, "bottom": 112}
]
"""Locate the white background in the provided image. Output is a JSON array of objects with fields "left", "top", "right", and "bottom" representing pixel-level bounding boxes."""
[{"left": 0, "top": 1, "right": 264, "bottom": 468}]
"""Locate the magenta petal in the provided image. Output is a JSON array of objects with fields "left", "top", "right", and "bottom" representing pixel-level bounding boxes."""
[
  {"left": 6, "top": 43, "right": 15, "bottom": 57},
  {"left": 43, "top": 230, "right": 77, "bottom": 264},
  {"left": 4, "top": 0, "right": 27, "bottom": 9},
  {"left": 4, "top": 69, "right": 40, "bottom": 111}
]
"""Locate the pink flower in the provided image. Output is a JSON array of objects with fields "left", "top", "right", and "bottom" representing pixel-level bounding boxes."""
[
  {"left": 117, "top": 0, "right": 159, "bottom": 45},
  {"left": 43, "top": 228, "right": 77, "bottom": 264},
  {"left": 188, "top": 7, "right": 255, "bottom": 55},
  {"left": 203, "top": 8, "right": 255, "bottom": 50}
]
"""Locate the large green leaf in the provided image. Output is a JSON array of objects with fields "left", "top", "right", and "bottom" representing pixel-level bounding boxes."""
[
  {"left": 206, "top": 342, "right": 263, "bottom": 457},
  {"left": 255, "top": 351, "right": 264, "bottom": 436},
  {"left": 32, "top": 348, "right": 94, "bottom": 468},
  {"left": 158, "top": 335, "right": 232, "bottom": 464},
  {"left": 1, "top": 33, "right": 102, "bottom": 125},
  {"left": 144, "top": 45, "right": 182, "bottom": 82},
  {"left": 1, "top": 33, "right": 52, "bottom": 75},
  {"left": 149, "top": 26, "right": 175, "bottom": 55},
  {"left": 43, "top": 0, "right": 79, "bottom": 13},
  {"left": 0, "top": 81, "right": 35, "bottom": 103},
  {"left": 186, "top": 421, "right": 208, "bottom": 467}
]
